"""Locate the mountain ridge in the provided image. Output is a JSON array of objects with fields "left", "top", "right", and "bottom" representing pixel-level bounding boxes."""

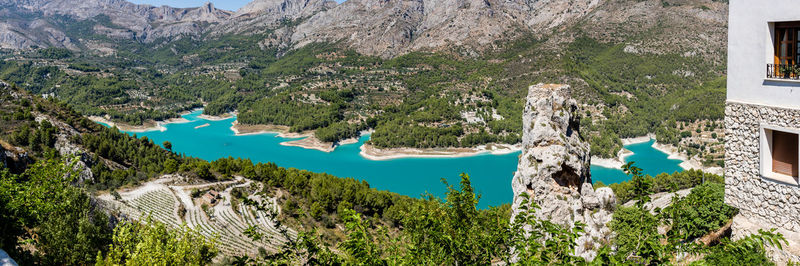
[
  {"left": 0, "top": 0, "right": 232, "bottom": 49},
  {"left": 0, "top": 0, "right": 727, "bottom": 60}
]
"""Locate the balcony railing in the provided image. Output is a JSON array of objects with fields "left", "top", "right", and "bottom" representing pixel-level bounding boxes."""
[{"left": 767, "top": 63, "right": 800, "bottom": 80}]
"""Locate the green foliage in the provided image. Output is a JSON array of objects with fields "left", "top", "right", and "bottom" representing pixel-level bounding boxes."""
[
  {"left": 622, "top": 162, "right": 653, "bottom": 207},
  {"left": 609, "top": 206, "right": 668, "bottom": 264},
  {"left": 697, "top": 229, "right": 787, "bottom": 266},
  {"left": 0, "top": 158, "right": 112, "bottom": 265},
  {"left": 9, "top": 120, "right": 58, "bottom": 152},
  {"left": 37, "top": 47, "right": 73, "bottom": 59},
  {"left": 566, "top": 37, "right": 725, "bottom": 156},
  {"left": 238, "top": 92, "right": 344, "bottom": 132},
  {"left": 81, "top": 127, "right": 182, "bottom": 189},
  {"left": 609, "top": 169, "right": 723, "bottom": 203},
  {"left": 257, "top": 173, "right": 587, "bottom": 265},
  {"left": 95, "top": 218, "right": 217, "bottom": 266},
  {"left": 68, "top": 63, "right": 101, "bottom": 72},
  {"left": 339, "top": 209, "right": 384, "bottom": 265},
  {"left": 662, "top": 182, "right": 737, "bottom": 239},
  {"left": 399, "top": 174, "right": 509, "bottom": 265},
  {"left": 314, "top": 120, "right": 366, "bottom": 143},
  {"left": 162, "top": 141, "right": 172, "bottom": 151},
  {"left": 370, "top": 120, "right": 463, "bottom": 148}
]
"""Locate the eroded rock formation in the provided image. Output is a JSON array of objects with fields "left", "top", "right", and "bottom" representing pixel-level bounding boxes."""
[{"left": 511, "top": 83, "right": 616, "bottom": 261}]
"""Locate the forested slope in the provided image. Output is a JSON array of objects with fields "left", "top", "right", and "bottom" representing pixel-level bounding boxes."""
[
  {"left": 0, "top": 0, "right": 728, "bottom": 164},
  {"left": 0, "top": 82, "right": 788, "bottom": 265}
]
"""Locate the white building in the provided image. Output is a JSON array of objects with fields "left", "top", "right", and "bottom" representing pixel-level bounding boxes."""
[{"left": 726, "top": 0, "right": 800, "bottom": 262}]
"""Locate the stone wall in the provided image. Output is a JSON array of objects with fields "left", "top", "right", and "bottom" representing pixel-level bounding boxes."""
[
  {"left": 511, "top": 84, "right": 616, "bottom": 261},
  {"left": 725, "top": 101, "right": 800, "bottom": 262}
]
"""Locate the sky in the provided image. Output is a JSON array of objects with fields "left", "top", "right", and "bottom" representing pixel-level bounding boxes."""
[{"left": 129, "top": 0, "right": 345, "bottom": 12}]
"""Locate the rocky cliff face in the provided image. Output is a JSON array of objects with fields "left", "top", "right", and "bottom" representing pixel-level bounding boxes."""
[
  {"left": 0, "top": 0, "right": 727, "bottom": 59},
  {"left": 210, "top": 0, "right": 336, "bottom": 36},
  {"left": 289, "top": 0, "right": 601, "bottom": 57},
  {"left": 511, "top": 83, "right": 615, "bottom": 260},
  {"left": 0, "top": 0, "right": 231, "bottom": 49}
]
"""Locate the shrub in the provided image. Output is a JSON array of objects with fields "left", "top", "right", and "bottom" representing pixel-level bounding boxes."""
[{"left": 663, "top": 182, "right": 737, "bottom": 239}]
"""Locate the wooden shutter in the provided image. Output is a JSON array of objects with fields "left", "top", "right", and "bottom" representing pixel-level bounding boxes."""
[{"left": 772, "top": 131, "right": 798, "bottom": 177}]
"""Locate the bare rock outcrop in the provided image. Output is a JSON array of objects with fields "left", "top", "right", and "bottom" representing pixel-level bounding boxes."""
[
  {"left": 210, "top": 0, "right": 337, "bottom": 36},
  {"left": 511, "top": 83, "right": 615, "bottom": 261},
  {"left": 289, "top": 0, "right": 601, "bottom": 57},
  {"left": 0, "top": 0, "right": 232, "bottom": 49}
]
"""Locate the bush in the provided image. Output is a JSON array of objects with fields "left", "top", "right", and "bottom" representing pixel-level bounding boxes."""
[
  {"left": 609, "top": 169, "right": 723, "bottom": 203},
  {"left": 662, "top": 182, "right": 737, "bottom": 239},
  {"left": 698, "top": 229, "right": 786, "bottom": 266}
]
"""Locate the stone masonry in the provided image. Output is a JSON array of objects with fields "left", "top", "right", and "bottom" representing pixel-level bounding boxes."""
[
  {"left": 511, "top": 84, "right": 616, "bottom": 261},
  {"left": 725, "top": 101, "right": 800, "bottom": 263}
]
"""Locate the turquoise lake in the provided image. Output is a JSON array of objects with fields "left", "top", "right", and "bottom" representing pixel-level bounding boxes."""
[
  {"left": 589, "top": 140, "right": 685, "bottom": 185},
  {"left": 100, "top": 110, "right": 684, "bottom": 208}
]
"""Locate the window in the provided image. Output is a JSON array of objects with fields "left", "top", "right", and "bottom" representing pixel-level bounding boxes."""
[
  {"left": 772, "top": 130, "right": 798, "bottom": 176},
  {"left": 768, "top": 22, "right": 800, "bottom": 79},
  {"left": 775, "top": 22, "right": 800, "bottom": 65},
  {"left": 761, "top": 126, "right": 800, "bottom": 184}
]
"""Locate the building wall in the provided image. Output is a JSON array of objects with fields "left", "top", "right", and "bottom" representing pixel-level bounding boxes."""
[
  {"left": 725, "top": 102, "right": 800, "bottom": 261},
  {"left": 727, "top": 0, "right": 800, "bottom": 109}
]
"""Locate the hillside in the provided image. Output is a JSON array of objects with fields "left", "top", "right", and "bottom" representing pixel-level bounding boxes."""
[
  {"left": 0, "top": 80, "right": 785, "bottom": 265},
  {"left": 0, "top": 0, "right": 728, "bottom": 164}
]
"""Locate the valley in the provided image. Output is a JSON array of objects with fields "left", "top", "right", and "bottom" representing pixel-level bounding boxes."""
[
  {"left": 0, "top": 0, "right": 728, "bottom": 169},
  {"left": 1, "top": 0, "right": 779, "bottom": 265}
]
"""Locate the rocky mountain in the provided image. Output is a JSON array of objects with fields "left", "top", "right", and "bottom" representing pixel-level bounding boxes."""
[
  {"left": 511, "top": 83, "right": 616, "bottom": 261},
  {"left": 0, "top": 0, "right": 231, "bottom": 49},
  {"left": 289, "top": 0, "right": 602, "bottom": 57},
  {"left": 281, "top": 0, "right": 726, "bottom": 58},
  {"left": 209, "top": 0, "right": 337, "bottom": 36},
  {"left": 0, "top": 0, "right": 727, "bottom": 59}
]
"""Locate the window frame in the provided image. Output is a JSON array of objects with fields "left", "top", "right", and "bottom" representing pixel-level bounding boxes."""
[
  {"left": 774, "top": 22, "right": 800, "bottom": 66},
  {"left": 760, "top": 124, "right": 800, "bottom": 185}
]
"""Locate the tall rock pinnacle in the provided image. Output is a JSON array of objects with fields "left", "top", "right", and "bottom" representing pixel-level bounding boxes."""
[{"left": 511, "top": 83, "right": 616, "bottom": 261}]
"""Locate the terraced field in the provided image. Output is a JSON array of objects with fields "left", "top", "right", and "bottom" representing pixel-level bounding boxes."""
[{"left": 97, "top": 176, "right": 295, "bottom": 256}]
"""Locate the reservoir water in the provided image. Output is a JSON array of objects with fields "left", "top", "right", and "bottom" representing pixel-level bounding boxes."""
[
  {"left": 589, "top": 140, "right": 685, "bottom": 185},
  {"left": 100, "top": 110, "right": 684, "bottom": 208}
]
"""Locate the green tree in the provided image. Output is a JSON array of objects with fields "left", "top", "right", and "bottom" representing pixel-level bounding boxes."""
[
  {"left": 700, "top": 229, "right": 787, "bottom": 266},
  {"left": 0, "top": 158, "right": 112, "bottom": 265},
  {"left": 663, "top": 182, "right": 737, "bottom": 239},
  {"left": 622, "top": 162, "right": 653, "bottom": 207},
  {"left": 163, "top": 141, "right": 172, "bottom": 151},
  {"left": 339, "top": 208, "right": 384, "bottom": 265},
  {"left": 95, "top": 218, "right": 217, "bottom": 266}
]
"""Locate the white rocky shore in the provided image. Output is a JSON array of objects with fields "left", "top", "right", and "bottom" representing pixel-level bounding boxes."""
[
  {"left": 359, "top": 142, "right": 521, "bottom": 160},
  {"left": 88, "top": 115, "right": 190, "bottom": 132}
]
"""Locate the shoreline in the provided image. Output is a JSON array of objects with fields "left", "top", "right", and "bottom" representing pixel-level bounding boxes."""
[
  {"left": 621, "top": 134, "right": 655, "bottom": 145},
  {"left": 229, "top": 121, "right": 307, "bottom": 138},
  {"left": 280, "top": 136, "right": 360, "bottom": 152},
  {"left": 94, "top": 112, "right": 722, "bottom": 174},
  {"left": 590, "top": 135, "right": 652, "bottom": 169},
  {"left": 229, "top": 121, "right": 357, "bottom": 152},
  {"left": 651, "top": 142, "right": 723, "bottom": 175},
  {"left": 591, "top": 148, "right": 633, "bottom": 169},
  {"left": 359, "top": 142, "right": 521, "bottom": 161},
  {"left": 198, "top": 113, "right": 234, "bottom": 121},
  {"left": 89, "top": 116, "right": 190, "bottom": 132},
  {"left": 590, "top": 134, "right": 723, "bottom": 175},
  {"left": 89, "top": 108, "right": 201, "bottom": 132}
]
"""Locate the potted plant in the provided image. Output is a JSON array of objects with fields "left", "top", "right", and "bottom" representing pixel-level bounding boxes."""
[
  {"left": 779, "top": 64, "right": 794, "bottom": 78},
  {"left": 791, "top": 65, "right": 800, "bottom": 79}
]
